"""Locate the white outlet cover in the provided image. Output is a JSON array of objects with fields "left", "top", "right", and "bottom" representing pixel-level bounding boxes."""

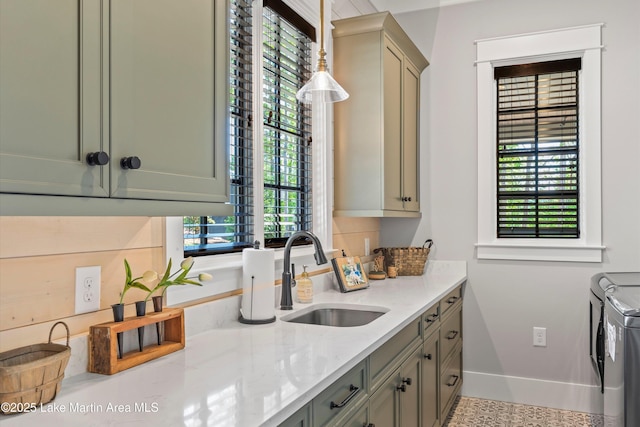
[{"left": 75, "top": 266, "right": 101, "bottom": 314}]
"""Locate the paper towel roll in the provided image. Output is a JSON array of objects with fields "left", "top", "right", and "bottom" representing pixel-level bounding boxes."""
[{"left": 240, "top": 248, "right": 275, "bottom": 322}]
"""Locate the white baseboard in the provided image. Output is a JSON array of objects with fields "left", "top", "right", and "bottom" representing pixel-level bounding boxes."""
[{"left": 461, "top": 370, "right": 604, "bottom": 414}]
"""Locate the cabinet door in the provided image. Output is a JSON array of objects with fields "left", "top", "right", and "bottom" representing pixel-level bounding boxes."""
[
  {"left": 399, "top": 347, "right": 421, "bottom": 427},
  {"left": 370, "top": 371, "right": 400, "bottom": 427},
  {"left": 422, "top": 331, "right": 440, "bottom": 427},
  {"left": 0, "top": 0, "right": 107, "bottom": 197},
  {"left": 402, "top": 60, "right": 420, "bottom": 212},
  {"left": 109, "top": 0, "right": 228, "bottom": 202},
  {"left": 278, "top": 403, "right": 311, "bottom": 427},
  {"left": 382, "top": 37, "right": 404, "bottom": 212}
]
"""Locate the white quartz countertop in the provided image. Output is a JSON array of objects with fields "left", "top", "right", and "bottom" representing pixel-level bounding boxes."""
[{"left": 2, "top": 261, "right": 466, "bottom": 427}]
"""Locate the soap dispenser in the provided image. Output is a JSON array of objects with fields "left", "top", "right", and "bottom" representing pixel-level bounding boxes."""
[{"left": 296, "top": 265, "right": 313, "bottom": 304}]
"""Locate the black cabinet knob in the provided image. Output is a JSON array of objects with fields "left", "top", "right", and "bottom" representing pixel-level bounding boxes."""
[
  {"left": 402, "top": 377, "right": 412, "bottom": 386},
  {"left": 396, "top": 384, "right": 407, "bottom": 392},
  {"left": 86, "top": 151, "right": 109, "bottom": 166},
  {"left": 401, "top": 196, "right": 413, "bottom": 202},
  {"left": 424, "top": 353, "right": 432, "bottom": 360},
  {"left": 121, "top": 156, "right": 142, "bottom": 170}
]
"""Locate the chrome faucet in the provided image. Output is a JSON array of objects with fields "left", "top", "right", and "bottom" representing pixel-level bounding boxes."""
[{"left": 280, "top": 231, "right": 328, "bottom": 310}]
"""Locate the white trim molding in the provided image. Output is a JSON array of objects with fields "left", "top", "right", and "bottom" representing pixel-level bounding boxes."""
[
  {"left": 475, "top": 24, "right": 605, "bottom": 263},
  {"left": 462, "top": 370, "right": 604, "bottom": 414}
]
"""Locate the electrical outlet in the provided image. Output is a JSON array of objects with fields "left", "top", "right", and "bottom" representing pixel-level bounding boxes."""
[
  {"left": 75, "top": 266, "right": 101, "bottom": 314},
  {"left": 533, "top": 327, "right": 547, "bottom": 347}
]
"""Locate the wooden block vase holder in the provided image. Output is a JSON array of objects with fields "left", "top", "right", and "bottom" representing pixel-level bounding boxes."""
[{"left": 89, "top": 308, "right": 184, "bottom": 375}]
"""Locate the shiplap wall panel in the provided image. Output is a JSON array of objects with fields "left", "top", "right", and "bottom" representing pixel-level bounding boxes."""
[
  {"left": 332, "top": 217, "right": 381, "bottom": 257},
  {"left": 0, "top": 217, "right": 163, "bottom": 258}
]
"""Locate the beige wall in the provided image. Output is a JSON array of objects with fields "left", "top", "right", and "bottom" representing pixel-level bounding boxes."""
[{"left": 0, "top": 216, "right": 379, "bottom": 352}]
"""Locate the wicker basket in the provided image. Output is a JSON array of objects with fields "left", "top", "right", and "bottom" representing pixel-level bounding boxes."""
[
  {"left": 374, "top": 239, "right": 433, "bottom": 276},
  {"left": 0, "top": 321, "right": 71, "bottom": 414}
]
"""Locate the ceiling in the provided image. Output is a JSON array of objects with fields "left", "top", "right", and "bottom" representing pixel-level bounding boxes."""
[{"left": 332, "top": 0, "right": 483, "bottom": 19}]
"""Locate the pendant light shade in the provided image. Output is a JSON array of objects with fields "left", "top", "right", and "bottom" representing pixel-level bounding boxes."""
[
  {"left": 295, "top": 0, "right": 349, "bottom": 104},
  {"left": 296, "top": 69, "right": 349, "bottom": 103}
]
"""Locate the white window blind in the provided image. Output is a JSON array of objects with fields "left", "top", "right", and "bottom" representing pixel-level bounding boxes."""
[{"left": 495, "top": 58, "right": 581, "bottom": 238}]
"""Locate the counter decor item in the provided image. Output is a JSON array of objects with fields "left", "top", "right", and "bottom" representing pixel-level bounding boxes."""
[
  {"left": 0, "top": 322, "right": 71, "bottom": 414},
  {"left": 373, "top": 239, "right": 434, "bottom": 276},
  {"left": 239, "top": 241, "right": 276, "bottom": 324},
  {"left": 368, "top": 255, "right": 387, "bottom": 280},
  {"left": 142, "top": 257, "right": 212, "bottom": 346},
  {"left": 332, "top": 252, "right": 369, "bottom": 292},
  {"left": 112, "top": 260, "right": 156, "bottom": 358},
  {"left": 296, "top": 265, "right": 313, "bottom": 303}
]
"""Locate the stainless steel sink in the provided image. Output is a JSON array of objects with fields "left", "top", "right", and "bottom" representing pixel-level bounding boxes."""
[{"left": 281, "top": 304, "right": 388, "bottom": 327}]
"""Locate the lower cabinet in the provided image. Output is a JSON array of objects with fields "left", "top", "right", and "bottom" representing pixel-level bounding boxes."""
[
  {"left": 313, "top": 360, "right": 368, "bottom": 427},
  {"left": 422, "top": 330, "right": 440, "bottom": 427},
  {"left": 280, "top": 403, "right": 312, "bottom": 427},
  {"left": 369, "top": 345, "right": 422, "bottom": 427},
  {"left": 279, "top": 284, "right": 464, "bottom": 427}
]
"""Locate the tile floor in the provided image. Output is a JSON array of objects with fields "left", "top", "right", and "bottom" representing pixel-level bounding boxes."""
[{"left": 443, "top": 396, "right": 604, "bottom": 427}]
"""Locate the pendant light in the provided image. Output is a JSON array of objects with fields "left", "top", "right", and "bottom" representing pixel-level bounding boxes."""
[{"left": 295, "top": 0, "right": 349, "bottom": 104}]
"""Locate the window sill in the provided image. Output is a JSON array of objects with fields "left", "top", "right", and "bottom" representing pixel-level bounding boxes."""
[{"left": 475, "top": 242, "right": 605, "bottom": 263}]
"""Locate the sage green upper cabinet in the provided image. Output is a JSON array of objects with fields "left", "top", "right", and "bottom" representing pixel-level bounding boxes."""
[
  {"left": 0, "top": 0, "right": 230, "bottom": 215},
  {"left": 109, "top": 0, "right": 228, "bottom": 203},
  {"left": 0, "top": 0, "right": 106, "bottom": 197},
  {"left": 333, "top": 12, "right": 428, "bottom": 218}
]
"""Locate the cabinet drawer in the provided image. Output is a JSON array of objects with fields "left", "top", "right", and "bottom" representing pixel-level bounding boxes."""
[
  {"left": 370, "top": 317, "right": 422, "bottom": 391},
  {"left": 422, "top": 303, "right": 440, "bottom": 335},
  {"left": 441, "top": 286, "right": 462, "bottom": 317},
  {"left": 440, "top": 304, "right": 462, "bottom": 360},
  {"left": 313, "top": 360, "right": 368, "bottom": 427},
  {"left": 440, "top": 343, "right": 462, "bottom": 420}
]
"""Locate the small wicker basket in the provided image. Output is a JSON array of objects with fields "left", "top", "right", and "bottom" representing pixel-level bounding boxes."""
[
  {"left": 0, "top": 321, "right": 71, "bottom": 414},
  {"left": 374, "top": 239, "right": 433, "bottom": 276}
]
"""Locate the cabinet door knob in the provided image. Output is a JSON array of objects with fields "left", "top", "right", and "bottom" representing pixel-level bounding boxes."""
[
  {"left": 424, "top": 353, "right": 432, "bottom": 360},
  {"left": 402, "top": 377, "right": 412, "bottom": 386},
  {"left": 121, "top": 156, "right": 142, "bottom": 170},
  {"left": 396, "top": 384, "right": 407, "bottom": 392},
  {"left": 86, "top": 151, "right": 109, "bottom": 166}
]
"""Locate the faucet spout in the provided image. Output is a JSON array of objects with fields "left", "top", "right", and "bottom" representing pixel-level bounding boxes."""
[{"left": 280, "top": 231, "right": 328, "bottom": 310}]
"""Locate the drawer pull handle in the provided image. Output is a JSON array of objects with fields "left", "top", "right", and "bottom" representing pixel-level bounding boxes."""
[
  {"left": 447, "top": 296, "right": 459, "bottom": 304},
  {"left": 446, "top": 330, "right": 459, "bottom": 340},
  {"left": 330, "top": 384, "right": 360, "bottom": 410},
  {"left": 425, "top": 313, "right": 439, "bottom": 323},
  {"left": 446, "top": 375, "right": 459, "bottom": 387}
]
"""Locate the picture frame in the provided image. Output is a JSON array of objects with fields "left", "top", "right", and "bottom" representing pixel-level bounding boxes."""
[{"left": 332, "top": 256, "right": 369, "bottom": 293}]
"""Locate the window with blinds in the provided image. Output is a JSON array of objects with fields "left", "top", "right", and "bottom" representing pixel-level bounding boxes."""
[
  {"left": 262, "top": 2, "right": 313, "bottom": 247},
  {"left": 495, "top": 58, "right": 581, "bottom": 238},
  {"left": 184, "top": 0, "right": 313, "bottom": 256}
]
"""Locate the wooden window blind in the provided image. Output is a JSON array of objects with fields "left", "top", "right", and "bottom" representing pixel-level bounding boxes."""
[{"left": 495, "top": 58, "right": 581, "bottom": 238}]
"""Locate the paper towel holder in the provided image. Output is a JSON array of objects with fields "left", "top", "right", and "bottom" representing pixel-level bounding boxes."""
[{"left": 239, "top": 241, "right": 277, "bottom": 325}]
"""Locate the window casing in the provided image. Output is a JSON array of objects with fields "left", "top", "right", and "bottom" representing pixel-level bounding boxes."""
[
  {"left": 475, "top": 24, "right": 604, "bottom": 262},
  {"left": 184, "top": 0, "right": 314, "bottom": 256}
]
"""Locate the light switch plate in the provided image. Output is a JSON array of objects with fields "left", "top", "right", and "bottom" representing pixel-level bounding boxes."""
[{"left": 75, "top": 266, "right": 101, "bottom": 314}]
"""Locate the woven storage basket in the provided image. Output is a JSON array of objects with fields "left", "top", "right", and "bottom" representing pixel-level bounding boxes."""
[
  {"left": 0, "top": 321, "right": 70, "bottom": 414},
  {"left": 374, "top": 239, "right": 433, "bottom": 276}
]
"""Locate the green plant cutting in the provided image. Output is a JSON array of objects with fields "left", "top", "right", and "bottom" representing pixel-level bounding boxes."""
[
  {"left": 120, "top": 259, "right": 157, "bottom": 304},
  {"left": 145, "top": 257, "right": 213, "bottom": 302}
]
